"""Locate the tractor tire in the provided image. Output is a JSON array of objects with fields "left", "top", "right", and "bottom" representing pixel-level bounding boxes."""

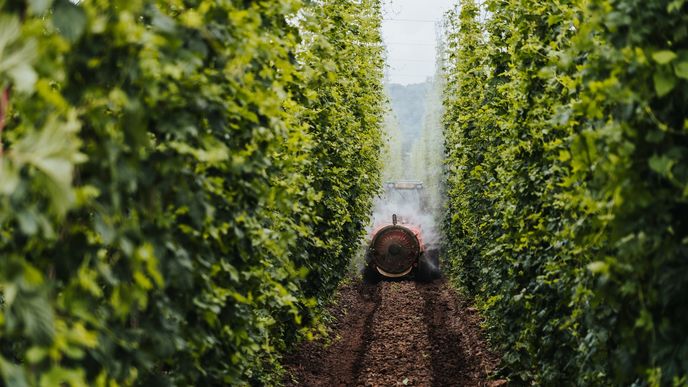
[
  {"left": 363, "top": 264, "right": 382, "bottom": 283},
  {"left": 416, "top": 249, "right": 441, "bottom": 282}
]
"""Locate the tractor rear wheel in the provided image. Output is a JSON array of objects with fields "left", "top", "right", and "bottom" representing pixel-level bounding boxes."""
[
  {"left": 363, "top": 264, "right": 381, "bottom": 283},
  {"left": 416, "top": 249, "right": 441, "bottom": 282}
]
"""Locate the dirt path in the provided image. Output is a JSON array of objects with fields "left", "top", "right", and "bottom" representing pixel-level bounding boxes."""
[{"left": 284, "top": 279, "right": 504, "bottom": 386}]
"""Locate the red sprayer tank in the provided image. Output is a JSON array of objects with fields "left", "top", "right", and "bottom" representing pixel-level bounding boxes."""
[
  {"left": 368, "top": 219, "right": 423, "bottom": 277},
  {"left": 364, "top": 181, "right": 441, "bottom": 282},
  {"left": 364, "top": 214, "right": 439, "bottom": 281}
]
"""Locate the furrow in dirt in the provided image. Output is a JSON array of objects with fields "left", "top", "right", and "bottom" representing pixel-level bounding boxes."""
[
  {"left": 283, "top": 278, "right": 504, "bottom": 387},
  {"left": 356, "top": 281, "right": 434, "bottom": 386},
  {"left": 417, "top": 280, "right": 504, "bottom": 387},
  {"left": 284, "top": 282, "right": 380, "bottom": 386}
]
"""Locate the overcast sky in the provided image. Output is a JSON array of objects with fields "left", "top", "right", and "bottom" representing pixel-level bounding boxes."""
[{"left": 381, "top": 0, "right": 457, "bottom": 85}]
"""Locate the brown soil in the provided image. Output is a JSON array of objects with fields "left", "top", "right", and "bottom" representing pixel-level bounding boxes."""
[{"left": 283, "top": 278, "right": 505, "bottom": 387}]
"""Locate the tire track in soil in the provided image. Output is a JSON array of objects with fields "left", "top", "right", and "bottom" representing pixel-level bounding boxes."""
[
  {"left": 284, "top": 282, "right": 381, "bottom": 386},
  {"left": 356, "top": 281, "right": 434, "bottom": 386},
  {"left": 416, "top": 280, "right": 503, "bottom": 387},
  {"left": 284, "top": 279, "right": 503, "bottom": 387}
]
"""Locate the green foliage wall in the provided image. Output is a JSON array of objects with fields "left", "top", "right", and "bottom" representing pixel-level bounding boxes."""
[
  {"left": 294, "top": 0, "right": 385, "bottom": 303},
  {"left": 0, "top": 0, "right": 384, "bottom": 385},
  {"left": 381, "top": 110, "right": 405, "bottom": 182},
  {"left": 443, "top": 0, "right": 688, "bottom": 385}
]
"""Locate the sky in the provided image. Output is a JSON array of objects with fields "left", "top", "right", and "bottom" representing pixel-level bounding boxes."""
[{"left": 381, "top": 0, "right": 458, "bottom": 85}]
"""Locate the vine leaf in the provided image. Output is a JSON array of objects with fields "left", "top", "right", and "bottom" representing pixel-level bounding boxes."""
[
  {"left": 674, "top": 60, "right": 688, "bottom": 79},
  {"left": 52, "top": 0, "right": 86, "bottom": 43},
  {"left": 653, "top": 70, "right": 676, "bottom": 96},
  {"left": 649, "top": 154, "right": 675, "bottom": 178},
  {"left": 652, "top": 50, "right": 677, "bottom": 64}
]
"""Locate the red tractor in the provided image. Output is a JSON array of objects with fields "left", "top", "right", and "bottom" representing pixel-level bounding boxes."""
[{"left": 363, "top": 181, "right": 441, "bottom": 282}]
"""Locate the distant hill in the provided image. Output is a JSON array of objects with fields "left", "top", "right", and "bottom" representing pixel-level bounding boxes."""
[{"left": 384, "top": 82, "right": 430, "bottom": 154}]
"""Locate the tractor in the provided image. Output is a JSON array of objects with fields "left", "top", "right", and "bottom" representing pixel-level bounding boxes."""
[{"left": 363, "top": 181, "right": 441, "bottom": 282}]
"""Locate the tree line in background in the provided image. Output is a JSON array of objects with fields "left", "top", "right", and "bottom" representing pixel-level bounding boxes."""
[
  {"left": 0, "top": 0, "right": 384, "bottom": 385},
  {"left": 443, "top": 0, "right": 688, "bottom": 385},
  {"left": 382, "top": 78, "right": 446, "bottom": 217}
]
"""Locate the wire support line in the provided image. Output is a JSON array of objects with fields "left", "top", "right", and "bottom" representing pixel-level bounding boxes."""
[
  {"left": 385, "top": 42, "right": 437, "bottom": 46},
  {"left": 382, "top": 18, "right": 439, "bottom": 23},
  {"left": 388, "top": 74, "right": 434, "bottom": 77},
  {"left": 386, "top": 59, "right": 435, "bottom": 63}
]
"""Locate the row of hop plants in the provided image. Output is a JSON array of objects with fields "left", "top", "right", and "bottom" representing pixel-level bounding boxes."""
[
  {"left": 0, "top": 0, "right": 385, "bottom": 385},
  {"left": 443, "top": 0, "right": 688, "bottom": 385}
]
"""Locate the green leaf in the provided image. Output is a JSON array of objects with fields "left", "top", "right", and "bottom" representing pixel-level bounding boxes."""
[
  {"left": 0, "top": 357, "right": 28, "bottom": 387},
  {"left": 12, "top": 113, "right": 84, "bottom": 216},
  {"left": 16, "top": 292, "right": 55, "bottom": 344},
  {"left": 26, "top": 347, "right": 47, "bottom": 364},
  {"left": 652, "top": 50, "right": 677, "bottom": 64},
  {"left": 649, "top": 154, "right": 675, "bottom": 178},
  {"left": 537, "top": 66, "right": 556, "bottom": 80},
  {"left": 39, "top": 366, "right": 86, "bottom": 387},
  {"left": 668, "top": 0, "right": 686, "bottom": 13},
  {"left": 635, "top": 309, "right": 654, "bottom": 331},
  {"left": 52, "top": 0, "right": 87, "bottom": 43},
  {"left": 0, "top": 161, "right": 20, "bottom": 195},
  {"left": 653, "top": 70, "right": 676, "bottom": 96},
  {"left": 28, "top": 0, "right": 54, "bottom": 14},
  {"left": 0, "top": 16, "right": 38, "bottom": 93},
  {"left": 17, "top": 211, "right": 39, "bottom": 235},
  {"left": 587, "top": 261, "right": 609, "bottom": 275},
  {"left": 674, "top": 60, "right": 688, "bottom": 79},
  {"left": 7, "top": 64, "right": 37, "bottom": 94}
]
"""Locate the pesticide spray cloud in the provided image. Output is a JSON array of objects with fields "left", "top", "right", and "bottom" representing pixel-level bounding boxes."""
[
  {"left": 368, "top": 185, "right": 441, "bottom": 248},
  {"left": 364, "top": 185, "right": 443, "bottom": 278}
]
